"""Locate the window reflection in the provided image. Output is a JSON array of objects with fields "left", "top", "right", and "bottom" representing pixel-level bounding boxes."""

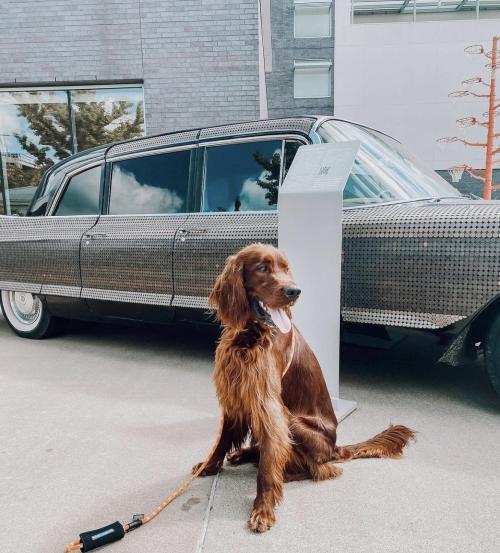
[
  {"left": 109, "top": 150, "right": 191, "bottom": 215},
  {"left": 203, "top": 140, "right": 282, "bottom": 212},
  {"left": 55, "top": 165, "right": 102, "bottom": 216},
  {"left": 70, "top": 88, "right": 144, "bottom": 152},
  {"left": 318, "top": 120, "right": 460, "bottom": 206},
  {"left": 0, "top": 86, "right": 144, "bottom": 216},
  {"left": 0, "top": 90, "right": 70, "bottom": 215}
]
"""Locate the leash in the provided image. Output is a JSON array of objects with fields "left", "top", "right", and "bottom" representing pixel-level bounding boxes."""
[
  {"left": 64, "top": 410, "right": 225, "bottom": 552},
  {"left": 64, "top": 327, "right": 296, "bottom": 552}
]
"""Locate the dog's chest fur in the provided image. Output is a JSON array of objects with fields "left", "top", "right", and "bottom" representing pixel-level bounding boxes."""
[{"left": 213, "top": 326, "right": 284, "bottom": 425}]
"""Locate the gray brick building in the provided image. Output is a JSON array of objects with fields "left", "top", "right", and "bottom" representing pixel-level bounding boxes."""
[{"left": 0, "top": 1, "right": 335, "bottom": 214}]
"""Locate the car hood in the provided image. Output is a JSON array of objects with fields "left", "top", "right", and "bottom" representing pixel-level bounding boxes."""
[{"left": 343, "top": 198, "right": 500, "bottom": 238}]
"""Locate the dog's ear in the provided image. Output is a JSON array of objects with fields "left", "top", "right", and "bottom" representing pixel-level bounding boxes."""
[{"left": 209, "top": 254, "right": 251, "bottom": 329}]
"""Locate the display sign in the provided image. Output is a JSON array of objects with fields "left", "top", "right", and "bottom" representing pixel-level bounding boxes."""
[{"left": 278, "top": 141, "right": 359, "bottom": 421}]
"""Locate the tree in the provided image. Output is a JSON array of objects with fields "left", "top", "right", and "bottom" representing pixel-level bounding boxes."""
[
  {"left": 7, "top": 98, "right": 144, "bottom": 193},
  {"left": 438, "top": 36, "right": 500, "bottom": 200}
]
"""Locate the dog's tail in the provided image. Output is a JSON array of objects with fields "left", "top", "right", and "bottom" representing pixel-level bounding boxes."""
[{"left": 334, "top": 425, "right": 416, "bottom": 461}]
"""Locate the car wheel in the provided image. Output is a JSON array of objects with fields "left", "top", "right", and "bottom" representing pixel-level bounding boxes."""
[
  {"left": 0, "top": 290, "right": 64, "bottom": 339},
  {"left": 484, "top": 311, "right": 500, "bottom": 398}
]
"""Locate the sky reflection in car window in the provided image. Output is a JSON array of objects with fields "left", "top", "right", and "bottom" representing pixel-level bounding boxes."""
[{"left": 109, "top": 150, "right": 190, "bottom": 214}]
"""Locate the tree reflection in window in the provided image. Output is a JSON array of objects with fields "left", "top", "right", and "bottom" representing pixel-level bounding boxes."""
[
  {"left": 203, "top": 140, "right": 282, "bottom": 213},
  {"left": 0, "top": 87, "right": 144, "bottom": 215}
]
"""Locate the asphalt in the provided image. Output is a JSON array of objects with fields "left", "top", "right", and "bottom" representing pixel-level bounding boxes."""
[{"left": 1, "top": 313, "right": 499, "bottom": 553}]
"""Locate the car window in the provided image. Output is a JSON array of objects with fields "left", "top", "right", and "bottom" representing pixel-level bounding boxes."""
[
  {"left": 202, "top": 140, "right": 282, "bottom": 212},
  {"left": 54, "top": 165, "right": 102, "bottom": 216},
  {"left": 109, "top": 149, "right": 191, "bottom": 215}
]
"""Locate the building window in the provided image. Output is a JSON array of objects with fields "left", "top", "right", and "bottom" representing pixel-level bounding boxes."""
[
  {"left": 0, "top": 85, "right": 144, "bottom": 215},
  {"left": 294, "top": 0, "right": 332, "bottom": 38},
  {"left": 352, "top": 0, "right": 500, "bottom": 24},
  {"left": 293, "top": 60, "right": 332, "bottom": 99}
]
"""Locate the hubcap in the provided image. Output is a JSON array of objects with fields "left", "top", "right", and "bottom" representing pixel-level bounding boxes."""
[{"left": 4, "top": 291, "right": 42, "bottom": 330}]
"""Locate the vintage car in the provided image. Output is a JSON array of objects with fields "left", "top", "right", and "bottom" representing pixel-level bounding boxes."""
[{"left": 1, "top": 116, "right": 500, "bottom": 397}]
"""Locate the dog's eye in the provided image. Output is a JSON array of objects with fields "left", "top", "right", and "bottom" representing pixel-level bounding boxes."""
[{"left": 257, "top": 265, "right": 269, "bottom": 273}]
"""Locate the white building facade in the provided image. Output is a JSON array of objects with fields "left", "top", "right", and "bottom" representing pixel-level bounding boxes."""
[{"left": 334, "top": 1, "right": 500, "bottom": 178}]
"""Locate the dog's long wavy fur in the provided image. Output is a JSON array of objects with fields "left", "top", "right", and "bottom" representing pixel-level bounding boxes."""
[{"left": 193, "top": 243, "right": 415, "bottom": 533}]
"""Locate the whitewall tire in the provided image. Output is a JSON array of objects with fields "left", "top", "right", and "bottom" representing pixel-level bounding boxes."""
[{"left": 0, "top": 290, "right": 64, "bottom": 339}]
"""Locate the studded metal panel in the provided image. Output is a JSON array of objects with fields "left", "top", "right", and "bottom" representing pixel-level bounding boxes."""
[
  {"left": 171, "top": 295, "right": 209, "bottom": 309},
  {"left": 0, "top": 215, "right": 98, "bottom": 295},
  {"left": 173, "top": 212, "right": 278, "bottom": 300},
  {"left": 342, "top": 201, "right": 500, "bottom": 329},
  {"left": 199, "top": 118, "right": 315, "bottom": 141},
  {"left": 41, "top": 285, "right": 81, "bottom": 298},
  {"left": 106, "top": 130, "right": 200, "bottom": 159},
  {"left": 0, "top": 281, "right": 41, "bottom": 294},
  {"left": 80, "top": 215, "right": 188, "bottom": 304},
  {"left": 81, "top": 288, "right": 171, "bottom": 306}
]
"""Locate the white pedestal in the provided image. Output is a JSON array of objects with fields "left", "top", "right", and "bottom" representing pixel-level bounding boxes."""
[{"left": 278, "top": 141, "right": 359, "bottom": 421}]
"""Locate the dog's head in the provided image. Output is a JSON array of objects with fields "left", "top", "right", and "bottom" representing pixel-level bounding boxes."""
[{"left": 209, "top": 243, "right": 300, "bottom": 332}]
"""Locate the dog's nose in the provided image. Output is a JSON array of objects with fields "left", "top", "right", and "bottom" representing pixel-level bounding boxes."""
[{"left": 283, "top": 287, "right": 301, "bottom": 300}]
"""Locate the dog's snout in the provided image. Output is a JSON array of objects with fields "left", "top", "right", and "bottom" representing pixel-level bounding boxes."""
[{"left": 283, "top": 287, "right": 301, "bottom": 300}]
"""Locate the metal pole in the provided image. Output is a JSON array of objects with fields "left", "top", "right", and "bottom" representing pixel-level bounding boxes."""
[
  {"left": 0, "top": 134, "right": 11, "bottom": 215},
  {"left": 484, "top": 36, "right": 498, "bottom": 200}
]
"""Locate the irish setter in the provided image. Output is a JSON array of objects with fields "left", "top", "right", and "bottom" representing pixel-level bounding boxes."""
[{"left": 193, "top": 243, "right": 415, "bottom": 532}]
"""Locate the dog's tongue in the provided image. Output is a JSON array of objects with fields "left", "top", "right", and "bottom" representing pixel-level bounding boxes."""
[{"left": 268, "top": 307, "right": 292, "bottom": 334}]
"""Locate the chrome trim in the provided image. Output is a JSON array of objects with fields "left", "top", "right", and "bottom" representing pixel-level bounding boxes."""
[
  {"left": 107, "top": 142, "right": 196, "bottom": 163},
  {"left": 200, "top": 133, "right": 310, "bottom": 148},
  {"left": 41, "top": 284, "right": 81, "bottom": 298},
  {"left": 172, "top": 295, "right": 209, "bottom": 309},
  {"left": 82, "top": 288, "right": 172, "bottom": 306},
  {"left": 0, "top": 281, "right": 41, "bottom": 294}
]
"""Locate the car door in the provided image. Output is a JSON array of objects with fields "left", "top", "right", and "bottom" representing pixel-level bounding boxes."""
[
  {"left": 172, "top": 136, "right": 307, "bottom": 315},
  {"left": 0, "top": 162, "right": 101, "bottom": 300},
  {"left": 80, "top": 145, "right": 195, "bottom": 322}
]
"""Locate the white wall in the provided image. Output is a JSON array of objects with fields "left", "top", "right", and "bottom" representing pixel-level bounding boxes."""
[{"left": 334, "top": 1, "right": 500, "bottom": 170}]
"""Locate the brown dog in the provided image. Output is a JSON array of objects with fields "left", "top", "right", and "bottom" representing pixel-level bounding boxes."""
[{"left": 193, "top": 243, "right": 414, "bottom": 532}]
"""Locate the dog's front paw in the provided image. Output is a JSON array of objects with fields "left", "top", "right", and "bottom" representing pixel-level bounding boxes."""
[
  {"left": 192, "top": 462, "right": 221, "bottom": 476},
  {"left": 249, "top": 505, "right": 275, "bottom": 533}
]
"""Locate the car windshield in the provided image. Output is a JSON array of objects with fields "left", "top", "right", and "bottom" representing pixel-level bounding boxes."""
[{"left": 318, "top": 120, "right": 461, "bottom": 207}]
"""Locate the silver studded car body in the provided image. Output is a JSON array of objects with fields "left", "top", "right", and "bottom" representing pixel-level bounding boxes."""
[{"left": 1, "top": 116, "right": 498, "bottom": 338}]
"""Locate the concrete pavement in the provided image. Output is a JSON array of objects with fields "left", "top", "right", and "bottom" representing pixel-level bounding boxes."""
[{"left": 1, "top": 313, "right": 499, "bottom": 553}]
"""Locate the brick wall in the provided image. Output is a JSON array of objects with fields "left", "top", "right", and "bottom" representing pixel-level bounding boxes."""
[{"left": 0, "top": 0, "right": 260, "bottom": 134}]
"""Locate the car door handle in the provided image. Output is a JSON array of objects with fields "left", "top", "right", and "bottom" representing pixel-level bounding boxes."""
[
  {"left": 84, "top": 233, "right": 108, "bottom": 239},
  {"left": 178, "top": 228, "right": 209, "bottom": 237}
]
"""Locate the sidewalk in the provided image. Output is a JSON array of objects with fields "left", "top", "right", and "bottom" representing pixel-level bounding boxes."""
[{"left": 1, "top": 314, "right": 499, "bottom": 553}]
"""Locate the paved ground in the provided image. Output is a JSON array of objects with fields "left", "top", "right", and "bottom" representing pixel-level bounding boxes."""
[{"left": 1, "top": 313, "right": 499, "bottom": 553}]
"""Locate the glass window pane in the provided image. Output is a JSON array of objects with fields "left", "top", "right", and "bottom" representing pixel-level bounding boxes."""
[
  {"left": 203, "top": 140, "right": 282, "bottom": 212},
  {"left": 0, "top": 90, "right": 71, "bottom": 215},
  {"left": 109, "top": 150, "right": 191, "bottom": 215},
  {"left": 295, "top": 4, "right": 331, "bottom": 38},
  {"left": 294, "top": 64, "right": 331, "bottom": 98},
  {"left": 54, "top": 165, "right": 102, "bottom": 216},
  {"left": 71, "top": 88, "right": 144, "bottom": 152}
]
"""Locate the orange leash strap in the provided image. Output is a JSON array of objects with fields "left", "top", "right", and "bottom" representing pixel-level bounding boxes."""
[{"left": 64, "top": 410, "right": 225, "bottom": 552}]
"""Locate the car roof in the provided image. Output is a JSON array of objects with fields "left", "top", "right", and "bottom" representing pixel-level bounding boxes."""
[{"left": 51, "top": 115, "right": 397, "bottom": 170}]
